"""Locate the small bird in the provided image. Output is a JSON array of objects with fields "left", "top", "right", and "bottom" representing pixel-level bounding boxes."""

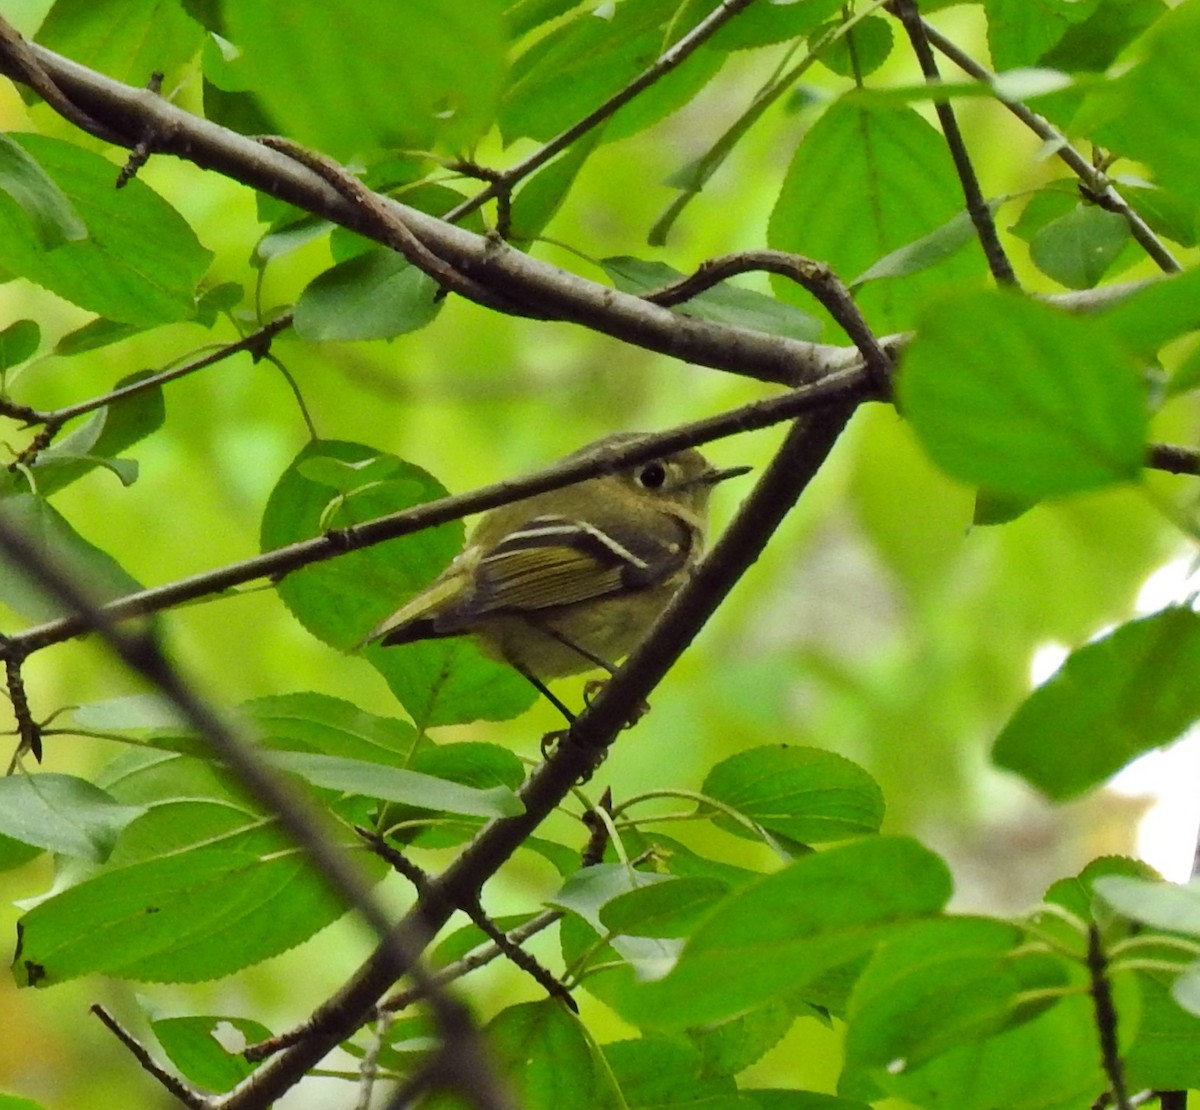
[{"left": 363, "top": 433, "right": 749, "bottom": 716}]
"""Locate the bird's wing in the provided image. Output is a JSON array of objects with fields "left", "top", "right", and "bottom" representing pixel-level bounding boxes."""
[{"left": 466, "top": 514, "right": 691, "bottom": 614}]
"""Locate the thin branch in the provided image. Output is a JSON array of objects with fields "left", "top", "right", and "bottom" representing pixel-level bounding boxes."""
[
  {"left": 4, "top": 370, "right": 871, "bottom": 655},
  {"left": 90, "top": 1005, "right": 208, "bottom": 1110},
  {"left": 643, "top": 250, "right": 894, "bottom": 392},
  {"left": 889, "top": 0, "right": 1017, "bottom": 285},
  {"left": 920, "top": 18, "right": 1181, "bottom": 274},
  {"left": 4, "top": 653, "right": 41, "bottom": 767},
  {"left": 356, "top": 827, "right": 576, "bottom": 1011},
  {"left": 1087, "top": 924, "right": 1132, "bottom": 1110},
  {"left": 1147, "top": 443, "right": 1200, "bottom": 477},
  {"left": 22, "top": 316, "right": 291, "bottom": 429},
  {"left": 0, "top": 17, "right": 124, "bottom": 144},
  {"left": 649, "top": 0, "right": 892, "bottom": 245},
  {"left": 442, "top": 0, "right": 759, "bottom": 227},
  {"left": 380, "top": 910, "right": 565, "bottom": 1016},
  {"left": 257, "top": 137, "right": 539, "bottom": 317}
]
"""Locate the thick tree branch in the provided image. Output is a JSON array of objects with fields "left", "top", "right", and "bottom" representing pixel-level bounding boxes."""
[{"left": 0, "top": 20, "right": 857, "bottom": 390}]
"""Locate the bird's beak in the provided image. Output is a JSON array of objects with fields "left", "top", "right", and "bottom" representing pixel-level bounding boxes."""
[{"left": 703, "top": 463, "right": 752, "bottom": 486}]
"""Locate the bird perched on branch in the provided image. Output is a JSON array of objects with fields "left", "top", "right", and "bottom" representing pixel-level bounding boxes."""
[{"left": 363, "top": 433, "right": 749, "bottom": 717}]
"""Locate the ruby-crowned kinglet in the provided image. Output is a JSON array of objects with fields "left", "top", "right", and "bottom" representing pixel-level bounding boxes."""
[{"left": 363, "top": 434, "right": 748, "bottom": 708}]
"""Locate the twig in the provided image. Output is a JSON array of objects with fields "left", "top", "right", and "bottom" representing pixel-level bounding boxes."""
[
  {"left": 889, "top": 0, "right": 1017, "bottom": 286},
  {"left": 257, "top": 137, "right": 539, "bottom": 317},
  {"left": 355, "top": 1009, "right": 394, "bottom": 1110},
  {"left": 442, "top": 0, "right": 758, "bottom": 227},
  {"left": 357, "top": 827, "right": 576, "bottom": 1012},
  {"left": 115, "top": 71, "right": 164, "bottom": 188},
  {"left": 1147, "top": 443, "right": 1200, "bottom": 478},
  {"left": 3, "top": 654, "right": 41, "bottom": 768},
  {"left": 649, "top": 0, "right": 892, "bottom": 245},
  {"left": 920, "top": 18, "right": 1181, "bottom": 275},
  {"left": 642, "top": 250, "right": 894, "bottom": 392},
  {"left": 1087, "top": 924, "right": 1132, "bottom": 1110},
  {"left": 90, "top": 1004, "right": 208, "bottom": 1109}
]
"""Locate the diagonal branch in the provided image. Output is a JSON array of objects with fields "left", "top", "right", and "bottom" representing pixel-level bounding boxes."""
[
  {"left": 211, "top": 399, "right": 856, "bottom": 1110},
  {"left": 920, "top": 17, "right": 1180, "bottom": 275}
]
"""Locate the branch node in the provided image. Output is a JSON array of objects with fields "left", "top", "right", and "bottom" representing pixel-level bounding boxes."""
[{"left": 116, "top": 70, "right": 165, "bottom": 188}]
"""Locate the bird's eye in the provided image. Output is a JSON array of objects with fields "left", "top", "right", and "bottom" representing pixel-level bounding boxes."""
[{"left": 637, "top": 462, "right": 667, "bottom": 489}]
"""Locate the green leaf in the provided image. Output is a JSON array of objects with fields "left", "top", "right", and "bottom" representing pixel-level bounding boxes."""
[
  {"left": 1028, "top": 204, "right": 1129, "bottom": 289},
  {"left": 603, "top": 1035, "right": 743, "bottom": 1110},
  {"left": 861, "top": 990, "right": 1104, "bottom": 1110},
  {"left": 501, "top": 0, "right": 721, "bottom": 144},
  {"left": 1117, "top": 176, "right": 1197, "bottom": 247},
  {"left": 707, "top": 0, "right": 844, "bottom": 51},
  {"left": 27, "top": 370, "right": 165, "bottom": 495},
  {"left": 769, "top": 100, "right": 982, "bottom": 332},
  {"left": 150, "top": 1014, "right": 271, "bottom": 1093},
  {"left": 1097, "top": 267, "right": 1200, "bottom": 361},
  {"left": 265, "top": 750, "right": 522, "bottom": 818},
  {"left": 1089, "top": 2, "right": 1200, "bottom": 204},
  {"left": 899, "top": 289, "right": 1147, "bottom": 498},
  {"left": 0, "top": 134, "right": 85, "bottom": 249},
  {"left": 852, "top": 209, "right": 992, "bottom": 288},
  {"left": 813, "top": 16, "right": 894, "bottom": 79},
  {"left": 13, "top": 825, "right": 385, "bottom": 986},
  {"left": 612, "top": 838, "right": 952, "bottom": 1030},
  {"left": 0, "top": 774, "right": 144, "bottom": 861},
  {"left": 1040, "top": 0, "right": 1166, "bottom": 71},
  {"left": 0, "top": 135, "right": 211, "bottom": 325},
  {"left": 0, "top": 319, "right": 39, "bottom": 371},
  {"left": 602, "top": 257, "right": 820, "bottom": 341},
  {"left": 0, "top": 495, "right": 143, "bottom": 622},
  {"left": 984, "top": 0, "right": 1099, "bottom": 70},
  {"left": 35, "top": 0, "right": 205, "bottom": 86},
  {"left": 510, "top": 131, "right": 604, "bottom": 243},
  {"left": 600, "top": 877, "right": 729, "bottom": 938},
  {"left": 994, "top": 608, "right": 1200, "bottom": 800},
  {"left": 687, "top": 1000, "right": 794, "bottom": 1078},
  {"left": 51, "top": 316, "right": 140, "bottom": 356},
  {"left": 0, "top": 1095, "right": 51, "bottom": 1110},
  {"left": 223, "top": 0, "right": 505, "bottom": 154},
  {"left": 843, "top": 918, "right": 1065, "bottom": 1077},
  {"left": 293, "top": 249, "right": 442, "bottom": 341},
  {"left": 1094, "top": 875, "right": 1200, "bottom": 935},
  {"left": 243, "top": 692, "right": 422, "bottom": 764},
  {"left": 744, "top": 1094, "right": 871, "bottom": 1110},
  {"left": 1125, "top": 971, "right": 1200, "bottom": 1089},
  {"left": 428, "top": 1001, "right": 613, "bottom": 1110},
  {"left": 700, "top": 745, "right": 884, "bottom": 845},
  {"left": 259, "top": 440, "right": 534, "bottom": 726}
]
